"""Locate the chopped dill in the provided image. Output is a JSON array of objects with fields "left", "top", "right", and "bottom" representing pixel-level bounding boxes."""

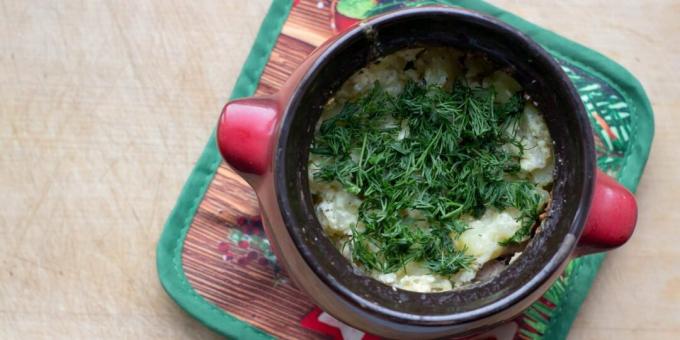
[{"left": 311, "top": 80, "right": 544, "bottom": 276}]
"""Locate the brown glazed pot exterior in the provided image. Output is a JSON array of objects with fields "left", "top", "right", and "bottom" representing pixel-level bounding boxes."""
[{"left": 216, "top": 7, "right": 638, "bottom": 339}]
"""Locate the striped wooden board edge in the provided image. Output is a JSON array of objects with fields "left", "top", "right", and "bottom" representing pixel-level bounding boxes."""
[{"left": 182, "top": 1, "right": 335, "bottom": 339}]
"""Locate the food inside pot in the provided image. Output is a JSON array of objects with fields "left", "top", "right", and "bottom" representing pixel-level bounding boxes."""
[{"left": 308, "top": 47, "right": 554, "bottom": 293}]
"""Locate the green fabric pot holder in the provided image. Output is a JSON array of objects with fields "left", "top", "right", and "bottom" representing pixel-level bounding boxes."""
[{"left": 156, "top": 0, "right": 654, "bottom": 338}]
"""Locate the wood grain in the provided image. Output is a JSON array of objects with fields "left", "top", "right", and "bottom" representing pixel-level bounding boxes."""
[{"left": 0, "top": 0, "right": 678, "bottom": 339}]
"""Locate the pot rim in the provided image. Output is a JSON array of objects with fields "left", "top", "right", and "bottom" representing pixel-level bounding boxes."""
[{"left": 273, "top": 6, "right": 595, "bottom": 324}]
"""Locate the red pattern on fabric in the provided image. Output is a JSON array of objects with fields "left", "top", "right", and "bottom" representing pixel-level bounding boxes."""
[
  {"left": 301, "top": 308, "right": 344, "bottom": 340},
  {"left": 301, "top": 307, "right": 384, "bottom": 340}
]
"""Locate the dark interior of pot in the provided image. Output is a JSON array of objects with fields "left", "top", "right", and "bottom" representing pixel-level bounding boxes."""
[{"left": 275, "top": 7, "right": 595, "bottom": 324}]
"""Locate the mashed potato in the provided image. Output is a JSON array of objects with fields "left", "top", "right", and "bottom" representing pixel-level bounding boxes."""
[{"left": 310, "top": 48, "right": 554, "bottom": 292}]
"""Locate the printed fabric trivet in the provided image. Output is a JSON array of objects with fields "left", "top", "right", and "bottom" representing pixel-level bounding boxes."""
[{"left": 156, "top": 1, "right": 654, "bottom": 339}]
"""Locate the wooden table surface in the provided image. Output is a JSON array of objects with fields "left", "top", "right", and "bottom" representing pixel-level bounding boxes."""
[{"left": 1, "top": 1, "right": 678, "bottom": 338}]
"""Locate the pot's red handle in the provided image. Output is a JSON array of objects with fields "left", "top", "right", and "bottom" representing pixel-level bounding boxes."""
[
  {"left": 576, "top": 170, "right": 638, "bottom": 256},
  {"left": 216, "top": 97, "right": 280, "bottom": 177}
]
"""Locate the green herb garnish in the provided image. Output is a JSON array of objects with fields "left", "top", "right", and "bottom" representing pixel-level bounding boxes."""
[{"left": 311, "top": 80, "right": 544, "bottom": 276}]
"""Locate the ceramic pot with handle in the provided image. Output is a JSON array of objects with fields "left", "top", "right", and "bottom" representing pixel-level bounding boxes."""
[{"left": 216, "top": 7, "right": 637, "bottom": 339}]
